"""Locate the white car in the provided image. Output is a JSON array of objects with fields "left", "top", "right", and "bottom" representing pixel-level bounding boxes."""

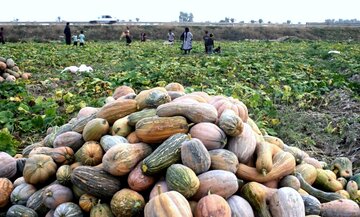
[{"left": 89, "top": 15, "right": 118, "bottom": 24}]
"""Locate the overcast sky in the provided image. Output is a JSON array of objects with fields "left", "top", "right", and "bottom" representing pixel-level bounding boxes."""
[{"left": 1, "top": 0, "right": 359, "bottom": 23}]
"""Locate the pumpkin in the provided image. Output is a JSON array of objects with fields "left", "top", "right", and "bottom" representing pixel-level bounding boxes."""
[
  {"left": 13, "top": 177, "right": 25, "bottom": 188},
  {"left": 23, "top": 154, "right": 58, "bottom": 185},
  {"left": 82, "top": 118, "right": 109, "bottom": 141},
  {"left": 126, "top": 131, "right": 141, "bottom": 143},
  {"left": 127, "top": 108, "right": 157, "bottom": 126},
  {"left": 294, "top": 172, "right": 344, "bottom": 203},
  {"left": 208, "top": 149, "right": 239, "bottom": 174},
  {"left": 26, "top": 188, "right": 49, "bottom": 217},
  {"left": 113, "top": 85, "right": 135, "bottom": 99},
  {"left": 279, "top": 175, "right": 301, "bottom": 190},
  {"left": 227, "top": 195, "right": 254, "bottom": 217},
  {"left": 71, "top": 166, "right": 122, "bottom": 199},
  {"left": 111, "top": 116, "right": 132, "bottom": 137},
  {"left": 29, "top": 146, "right": 75, "bottom": 165},
  {"left": 144, "top": 187, "right": 192, "bottom": 217},
  {"left": 110, "top": 188, "right": 145, "bottom": 217},
  {"left": 165, "top": 82, "right": 185, "bottom": 92},
  {"left": 192, "top": 170, "right": 239, "bottom": 201},
  {"left": 172, "top": 94, "right": 207, "bottom": 103},
  {"left": 0, "top": 178, "right": 13, "bottom": 208},
  {"left": 75, "top": 141, "right": 104, "bottom": 166},
  {"left": 346, "top": 180, "right": 359, "bottom": 201},
  {"left": 76, "top": 106, "right": 99, "bottom": 119},
  {"left": 330, "top": 157, "right": 353, "bottom": 178},
  {"left": 302, "top": 195, "right": 321, "bottom": 216},
  {"left": 79, "top": 194, "right": 98, "bottom": 212},
  {"left": 256, "top": 141, "right": 282, "bottom": 176},
  {"left": 180, "top": 138, "right": 211, "bottom": 174},
  {"left": 99, "top": 135, "right": 128, "bottom": 152},
  {"left": 53, "top": 131, "right": 84, "bottom": 151},
  {"left": 268, "top": 187, "right": 305, "bottom": 217},
  {"left": 228, "top": 123, "right": 257, "bottom": 164},
  {"left": 0, "top": 152, "right": 17, "bottom": 179},
  {"left": 166, "top": 164, "right": 200, "bottom": 199},
  {"left": 295, "top": 163, "right": 318, "bottom": 185},
  {"left": 167, "top": 91, "right": 185, "bottom": 100},
  {"left": 96, "top": 99, "right": 138, "bottom": 124},
  {"left": 189, "top": 122, "right": 227, "bottom": 150},
  {"left": 71, "top": 113, "right": 97, "bottom": 133},
  {"left": 314, "top": 169, "right": 343, "bottom": 192},
  {"left": 218, "top": 109, "right": 244, "bottom": 136},
  {"left": 156, "top": 101, "right": 218, "bottom": 123},
  {"left": 236, "top": 151, "right": 296, "bottom": 183},
  {"left": 142, "top": 133, "right": 189, "bottom": 175},
  {"left": 240, "top": 182, "right": 277, "bottom": 217},
  {"left": 127, "top": 161, "right": 156, "bottom": 192},
  {"left": 135, "top": 87, "right": 171, "bottom": 110},
  {"left": 90, "top": 202, "right": 114, "bottom": 217},
  {"left": 283, "top": 145, "right": 309, "bottom": 164},
  {"left": 56, "top": 165, "right": 72, "bottom": 186},
  {"left": 320, "top": 199, "right": 360, "bottom": 217},
  {"left": 135, "top": 116, "right": 189, "bottom": 144},
  {"left": 53, "top": 202, "right": 83, "bottom": 217},
  {"left": 209, "top": 95, "right": 248, "bottom": 122},
  {"left": 6, "top": 205, "right": 38, "bottom": 217},
  {"left": 103, "top": 142, "right": 152, "bottom": 176},
  {"left": 149, "top": 179, "right": 169, "bottom": 199},
  {"left": 195, "top": 193, "right": 231, "bottom": 217},
  {"left": 302, "top": 157, "right": 324, "bottom": 169},
  {"left": 10, "top": 183, "right": 37, "bottom": 205},
  {"left": 42, "top": 184, "right": 73, "bottom": 210}
]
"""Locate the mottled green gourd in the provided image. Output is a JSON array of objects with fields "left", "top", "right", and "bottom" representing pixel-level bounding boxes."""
[{"left": 166, "top": 164, "right": 200, "bottom": 198}]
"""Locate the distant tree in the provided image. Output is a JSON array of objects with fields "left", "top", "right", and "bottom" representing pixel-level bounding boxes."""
[
  {"left": 287, "top": 20, "right": 291, "bottom": 24},
  {"left": 250, "top": 20, "right": 255, "bottom": 24},
  {"left": 230, "top": 18, "right": 235, "bottom": 23},
  {"left": 179, "top": 12, "right": 194, "bottom": 22},
  {"left": 136, "top": 18, "right": 140, "bottom": 22},
  {"left": 259, "top": 19, "right": 263, "bottom": 24},
  {"left": 268, "top": 21, "right": 272, "bottom": 24},
  {"left": 57, "top": 16, "right": 61, "bottom": 22}
]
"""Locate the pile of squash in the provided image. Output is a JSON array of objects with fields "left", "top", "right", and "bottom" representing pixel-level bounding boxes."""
[
  {"left": 0, "top": 57, "right": 32, "bottom": 82},
  {"left": 0, "top": 82, "right": 359, "bottom": 217}
]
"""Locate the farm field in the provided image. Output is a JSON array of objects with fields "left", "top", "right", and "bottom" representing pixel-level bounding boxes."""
[
  {"left": 0, "top": 39, "right": 359, "bottom": 171},
  {"left": 0, "top": 38, "right": 360, "bottom": 216}
]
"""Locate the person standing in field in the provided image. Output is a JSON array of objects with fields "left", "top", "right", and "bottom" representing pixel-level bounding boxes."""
[
  {"left": 180, "top": 27, "right": 193, "bottom": 54},
  {"left": 120, "top": 27, "right": 132, "bottom": 46},
  {"left": 0, "top": 27, "right": 5, "bottom": 44},
  {"left": 167, "top": 29, "right": 175, "bottom": 43},
  {"left": 72, "top": 32, "right": 78, "bottom": 46},
  {"left": 203, "top": 30, "right": 210, "bottom": 53},
  {"left": 64, "top": 22, "right": 71, "bottom": 45},
  {"left": 206, "top": 33, "right": 215, "bottom": 54},
  {"left": 78, "top": 30, "right": 85, "bottom": 46},
  {"left": 140, "top": 33, "right": 147, "bottom": 42}
]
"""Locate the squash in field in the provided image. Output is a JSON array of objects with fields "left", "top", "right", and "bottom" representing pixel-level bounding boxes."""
[
  {"left": 53, "top": 131, "right": 84, "bottom": 151},
  {"left": 135, "top": 87, "right": 171, "bottom": 110},
  {"left": 72, "top": 113, "right": 97, "bottom": 133},
  {"left": 218, "top": 109, "right": 244, "bottom": 137},
  {"left": 268, "top": 187, "right": 305, "bottom": 217},
  {"left": 156, "top": 101, "right": 218, "bottom": 123},
  {"left": 0, "top": 178, "right": 13, "bottom": 208},
  {"left": 144, "top": 188, "right": 192, "bottom": 217},
  {"left": 320, "top": 199, "right": 360, "bottom": 217},
  {"left": 209, "top": 95, "right": 248, "bottom": 122},
  {"left": 79, "top": 194, "right": 98, "bottom": 212},
  {"left": 23, "top": 154, "right": 58, "bottom": 185},
  {"left": 6, "top": 205, "right": 38, "bottom": 217},
  {"left": 166, "top": 164, "right": 200, "bottom": 199},
  {"left": 127, "top": 161, "right": 156, "bottom": 192},
  {"left": 53, "top": 202, "right": 83, "bottom": 217},
  {"left": 10, "top": 183, "right": 37, "bottom": 205},
  {"left": 96, "top": 99, "right": 138, "bottom": 124},
  {"left": 295, "top": 163, "right": 318, "bottom": 185},
  {"left": 192, "top": 170, "right": 239, "bottom": 201},
  {"left": 75, "top": 141, "right": 104, "bottom": 166},
  {"left": 90, "top": 202, "right": 114, "bottom": 217},
  {"left": 301, "top": 195, "right": 321, "bottom": 216},
  {"left": 330, "top": 157, "right": 353, "bottom": 178},
  {"left": 127, "top": 108, "right": 157, "bottom": 126},
  {"left": 0, "top": 152, "right": 17, "bottom": 179},
  {"left": 195, "top": 193, "right": 231, "bottom": 217},
  {"left": 110, "top": 188, "right": 145, "bottom": 217},
  {"left": 314, "top": 169, "right": 343, "bottom": 192},
  {"left": 71, "top": 166, "right": 122, "bottom": 199},
  {"left": 142, "top": 133, "right": 189, "bottom": 175},
  {"left": 56, "top": 165, "right": 72, "bottom": 186},
  {"left": 113, "top": 85, "right": 135, "bottom": 99},
  {"left": 228, "top": 123, "right": 257, "bottom": 164},
  {"left": 42, "top": 184, "right": 73, "bottom": 210},
  {"left": 227, "top": 195, "right": 255, "bottom": 217},
  {"left": 208, "top": 149, "right": 238, "bottom": 173},
  {"left": 165, "top": 82, "right": 185, "bottom": 92},
  {"left": 82, "top": 118, "right": 109, "bottom": 141},
  {"left": 26, "top": 187, "right": 49, "bottom": 217},
  {"left": 255, "top": 141, "right": 282, "bottom": 176},
  {"left": 99, "top": 135, "right": 128, "bottom": 152},
  {"left": 278, "top": 175, "right": 301, "bottom": 190},
  {"left": 135, "top": 116, "right": 189, "bottom": 144},
  {"left": 181, "top": 138, "right": 211, "bottom": 174},
  {"left": 111, "top": 116, "right": 132, "bottom": 137},
  {"left": 29, "top": 146, "right": 75, "bottom": 165},
  {"left": 189, "top": 122, "right": 227, "bottom": 150},
  {"left": 149, "top": 179, "right": 169, "bottom": 200},
  {"left": 102, "top": 142, "right": 152, "bottom": 176}
]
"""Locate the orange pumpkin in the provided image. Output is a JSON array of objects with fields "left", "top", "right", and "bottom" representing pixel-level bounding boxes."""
[
  {"left": 195, "top": 193, "right": 231, "bottom": 217},
  {"left": 79, "top": 194, "right": 98, "bottom": 212},
  {"left": 23, "top": 154, "right": 57, "bottom": 185},
  {"left": 127, "top": 161, "right": 156, "bottom": 192},
  {"left": 209, "top": 95, "right": 249, "bottom": 122},
  {"left": 110, "top": 188, "right": 145, "bottom": 217},
  {"left": 0, "top": 178, "right": 13, "bottom": 208}
]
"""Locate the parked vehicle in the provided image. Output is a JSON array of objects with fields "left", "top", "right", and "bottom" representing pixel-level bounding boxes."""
[{"left": 89, "top": 15, "right": 118, "bottom": 24}]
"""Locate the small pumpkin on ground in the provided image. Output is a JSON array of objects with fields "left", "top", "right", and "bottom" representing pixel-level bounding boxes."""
[{"left": 110, "top": 188, "right": 145, "bottom": 217}]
